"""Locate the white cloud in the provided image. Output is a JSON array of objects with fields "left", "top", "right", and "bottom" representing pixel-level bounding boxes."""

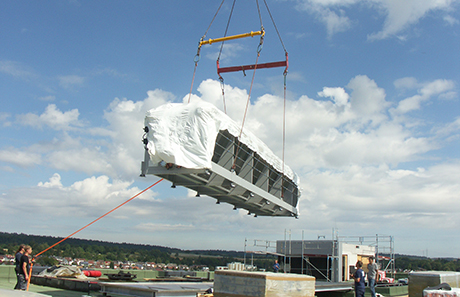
[
  {"left": 302, "top": 0, "right": 360, "bottom": 4},
  {"left": 294, "top": 0, "right": 458, "bottom": 39},
  {"left": 321, "top": 9, "right": 352, "bottom": 38},
  {"left": 38, "top": 173, "right": 63, "bottom": 188},
  {"left": 433, "top": 117, "right": 460, "bottom": 137},
  {"left": 368, "top": 0, "right": 456, "bottom": 40},
  {"left": 58, "top": 75, "right": 85, "bottom": 89},
  {"left": 70, "top": 175, "right": 137, "bottom": 206},
  {"left": 135, "top": 223, "right": 195, "bottom": 232},
  {"left": 394, "top": 77, "right": 420, "bottom": 90},
  {"left": 318, "top": 87, "right": 350, "bottom": 106},
  {"left": 295, "top": 1, "right": 354, "bottom": 37},
  {"left": 0, "top": 60, "right": 35, "bottom": 78},
  {"left": 102, "top": 89, "right": 176, "bottom": 179},
  {"left": 47, "top": 148, "right": 114, "bottom": 176},
  {"left": 299, "top": 162, "right": 460, "bottom": 234},
  {"left": 16, "top": 104, "right": 82, "bottom": 131},
  {"left": 2, "top": 173, "right": 156, "bottom": 219},
  {"left": 2, "top": 90, "right": 176, "bottom": 179},
  {"left": 1, "top": 75, "right": 459, "bottom": 254},
  {"left": 7, "top": 75, "right": 453, "bottom": 182},
  {"left": 39, "top": 95, "right": 56, "bottom": 101},
  {"left": 205, "top": 43, "right": 246, "bottom": 62},
  {"left": 0, "top": 112, "right": 11, "bottom": 127},
  {"left": 1, "top": 166, "right": 14, "bottom": 173},
  {"left": 0, "top": 148, "right": 42, "bottom": 167},
  {"left": 393, "top": 78, "right": 456, "bottom": 114},
  {"left": 0, "top": 112, "right": 10, "bottom": 122},
  {"left": 92, "top": 67, "right": 127, "bottom": 78},
  {"left": 443, "top": 14, "right": 459, "bottom": 25},
  {"left": 195, "top": 79, "right": 249, "bottom": 118},
  {"left": 194, "top": 76, "right": 435, "bottom": 172},
  {"left": 347, "top": 75, "right": 388, "bottom": 122}
]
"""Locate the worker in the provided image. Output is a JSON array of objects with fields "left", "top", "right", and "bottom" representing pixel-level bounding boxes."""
[
  {"left": 273, "top": 260, "right": 280, "bottom": 273},
  {"left": 17, "top": 245, "right": 32, "bottom": 291},
  {"left": 351, "top": 261, "right": 365, "bottom": 297},
  {"left": 367, "top": 256, "right": 379, "bottom": 297}
]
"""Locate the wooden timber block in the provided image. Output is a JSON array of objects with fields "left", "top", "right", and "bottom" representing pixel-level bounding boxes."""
[{"left": 214, "top": 270, "right": 315, "bottom": 297}]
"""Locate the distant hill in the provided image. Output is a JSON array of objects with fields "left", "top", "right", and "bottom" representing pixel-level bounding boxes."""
[
  {"left": 0, "top": 232, "right": 180, "bottom": 253},
  {"left": 1, "top": 232, "right": 457, "bottom": 261},
  {"left": 0, "top": 232, "right": 246, "bottom": 259},
  {"left": 0, "top": 232, "right": 270, "bottom": 270},
  {"left": 2, "top": 232, "right": 458, "bottom": 272}
]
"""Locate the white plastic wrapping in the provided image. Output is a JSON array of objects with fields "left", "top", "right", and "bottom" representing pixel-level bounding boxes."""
[
  {"left": 144, "top": 101, "right": 299, "bottom": 185},
  {"left": 424, "top": 289, "right": 460, "bottom": 297},
  {"left": 38, "top": 265, "right": 87, "bottom": 279}
]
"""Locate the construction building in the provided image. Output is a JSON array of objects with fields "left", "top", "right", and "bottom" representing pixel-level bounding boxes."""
[
  {"left": 274, "top": 234, "right": 395, "bottom": 283},
  {"left": 276, "top": 239, "right": 375, "bottom": 282},
  {"left": 244, "top": 233, "right": 395, "bottom": 284}
]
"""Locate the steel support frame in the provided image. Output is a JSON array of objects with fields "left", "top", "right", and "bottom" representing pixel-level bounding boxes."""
[{"left": 141, "top": 130, "right": 299, "bottom": 217}]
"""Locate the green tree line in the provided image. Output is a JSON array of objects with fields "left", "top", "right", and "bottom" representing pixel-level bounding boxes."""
[
  {"left": 0, "top": 232, "right": 274, "bottom": 270},
  {"left": 5, "top": 232, "right": 459, "bottom": 272},
  {"left": 395, "top": 256, "right": 460, "bottom": 272}
]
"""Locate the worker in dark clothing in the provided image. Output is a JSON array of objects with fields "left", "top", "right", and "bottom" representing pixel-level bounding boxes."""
[
  {"left": 351, "top": 261, "right": 365, "bottom": 297},
  {"left": 14, "top": 244, "right": 25, "bottom": 289},
  {"left": 273, "top": 260, "right": 280, "bottom": 273},
  {"left": 17, "top": 245, "right": 32, "bottom": 291}
]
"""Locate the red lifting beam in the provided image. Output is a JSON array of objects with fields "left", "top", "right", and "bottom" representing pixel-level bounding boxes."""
[{"left": 217, "top": 52, "right": 288, "bottom": 77}]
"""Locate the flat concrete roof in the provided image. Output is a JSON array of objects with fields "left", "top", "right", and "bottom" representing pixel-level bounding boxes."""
[
  {"left": 0, "top": 288, "right": 51, "bottom": 297},
  {"left": 99, "top": 281, "right": 213, "bottom": 297}
]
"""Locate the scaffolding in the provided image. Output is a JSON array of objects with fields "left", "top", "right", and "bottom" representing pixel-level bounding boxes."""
[
  {"left": 243, "top": 238, "right": 281, "bottom": 270},
  {"left": 270, "top": 231, "right": 395, "bottom": 282},
  {"left": 337, "top": 234, "right": 395, "bottom": 280}
]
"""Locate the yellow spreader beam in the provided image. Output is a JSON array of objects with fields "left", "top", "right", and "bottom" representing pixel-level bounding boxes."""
[{"left": 199, "top": 30, "right": 264, "bottom": 47}]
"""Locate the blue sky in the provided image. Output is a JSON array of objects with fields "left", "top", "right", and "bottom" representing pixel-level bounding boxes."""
[{"left": 1, "top": 0, "right": 459, "bottom": 258}]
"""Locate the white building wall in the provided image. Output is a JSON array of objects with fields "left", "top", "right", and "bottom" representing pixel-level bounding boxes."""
[
  {"left": 341, "top": 243, "right": 376, "bottom": 281},
  {"left": 275, "top": 240, "right": 376, "bottom": 282}
]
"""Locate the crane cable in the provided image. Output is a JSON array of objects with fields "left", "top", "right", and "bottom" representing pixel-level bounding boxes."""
[
  {"left": 229, "top": 0, "right": 289, "bottom": 195},
  {"left": 231, "top": 0, "right": 264, "bottom": 170},
  {"left": 217, "top": 0, "right": 237, "bottom": 114},
  {"left": 26, "top": 178, "right": 164, "bottom": 291},
  {"left": 263, "top": 0, "right": 287, "bottom": 54},
  {"left": 264, "top": 0, "right": 289, "bottom": 197},
  {"left": 282, "top": 72, "right": 287, "bottom": 198},
  {"left": 188, "top": 0, "right": 227, "bottom": 103},
  {"left": 231, "top": 50, "right": 261, "bottom": 171},
  {"left": 188, "top": 0, "right": 289, "bottom": 186}
]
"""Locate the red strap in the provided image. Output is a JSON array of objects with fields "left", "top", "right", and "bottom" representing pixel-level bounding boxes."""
[{"left": 217, "top": 52, "right": 288, "bottom": 76}]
